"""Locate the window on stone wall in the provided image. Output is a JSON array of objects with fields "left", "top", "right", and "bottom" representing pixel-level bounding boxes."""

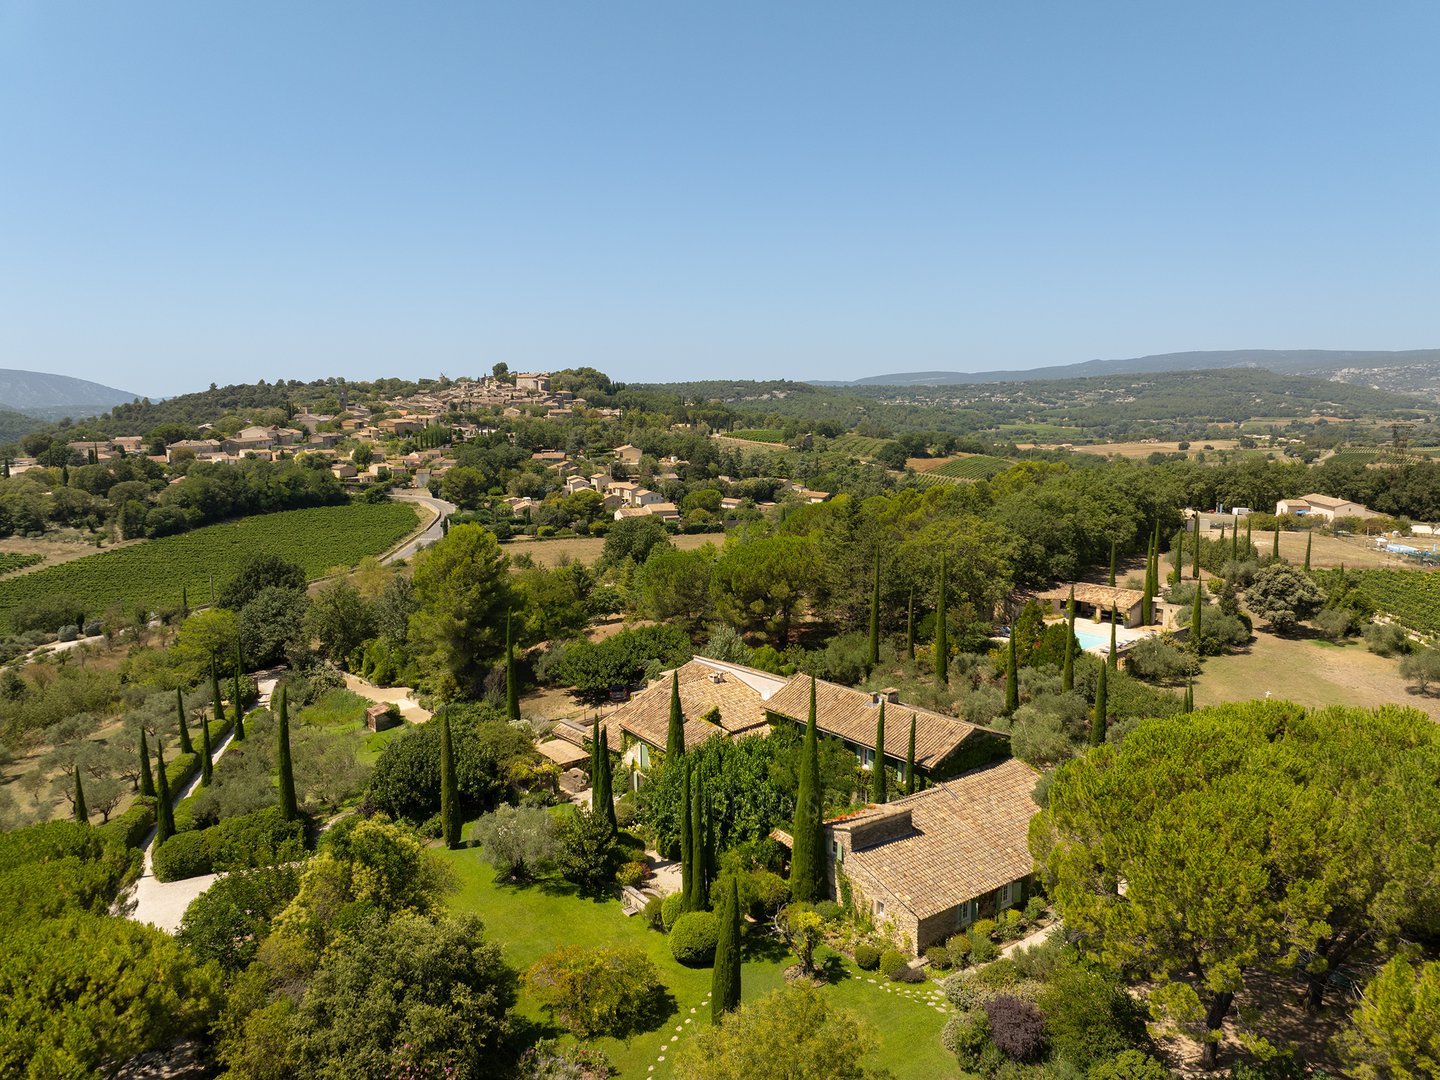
[{"left": 874, "top": 898, "right": 886, "bottom": 918}]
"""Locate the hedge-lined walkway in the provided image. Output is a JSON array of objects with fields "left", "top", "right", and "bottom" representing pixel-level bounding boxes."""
[{"left": 125, "top": 674, "right": 278, "bottom": 933}]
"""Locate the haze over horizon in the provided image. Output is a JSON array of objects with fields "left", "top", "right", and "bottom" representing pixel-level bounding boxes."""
[{"left": 2, "top": 2, "right": 1437, "bottom": 398}]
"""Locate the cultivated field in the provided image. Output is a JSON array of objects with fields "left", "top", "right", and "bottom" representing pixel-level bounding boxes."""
[
  {"left": 0, "top": 502, "right": 419, "bottom": 628},
  {"left": 505, "top": 531, "right": 718, "bottom": 568},
  {"left": 1065, "top": 439, "right": 1245, "bottom": 459}
]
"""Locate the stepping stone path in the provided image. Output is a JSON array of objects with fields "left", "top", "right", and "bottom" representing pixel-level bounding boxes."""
[{"left": 649, "top": 993, "right": 710, "bottom": 1075}]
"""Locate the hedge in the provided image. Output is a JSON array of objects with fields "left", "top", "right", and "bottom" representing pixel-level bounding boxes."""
[
  {"left": 151, "top": 807, "right": 306, "bottom": 883},
  {"left": 669, "top": 911, "right": 718, "bottom": 966},
  {"left": 152, "top": 831, "right": 213, "bottom": 882},
  {"left": 660, "top": 892, "right": 686, "bottom": 932},
  {"left": 100, "top": 717, "right": 232, "bottom": 851}
]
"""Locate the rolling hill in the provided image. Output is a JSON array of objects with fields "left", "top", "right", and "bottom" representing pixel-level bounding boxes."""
[
  {"left": 847, "top": 349, "right": 1440, "bottom": 398},
  {"left": 0, "top": 368, "right": 141, "bottom": 420}
]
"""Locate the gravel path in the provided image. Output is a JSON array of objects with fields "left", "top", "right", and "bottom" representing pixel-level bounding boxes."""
[{"left": 123, "top": 674, "right": 278, "bottom": 934}]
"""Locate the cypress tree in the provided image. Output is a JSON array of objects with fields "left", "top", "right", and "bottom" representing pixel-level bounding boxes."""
[
  {"left": 789, "top": 678, "right": 823, "bottom": 903},
  {"left": 210, "top": 657, "right": 225, "bottom": 728},
  {"left": 712, "top": 872, "right": 742, "bottom": 1020},
  {"left": 870, "top": 700, "right": 886, "bottom": 805},
  {"left": 1191, "top": 516, "right": 1201, "bottom": 579},
  {"left": 1272, "top": 522, "right": 1281, "bottom": 560},
  {"left": 199, "top": 698, "right": 213, "bottom": 786},
  {"left": 505, "top": 610, "right": 520, "bottom": 721},
  {"left": 691, "top": 770, "right": 709, "bottom": 910},
  {"left": 903, "top": 713, "right": 916, "bottom": 795},
  {"left": 138, "top": 727, "right": 156, "bottom": 797},
  {"left": 599, "top": 725, "right": 617, "bottom": 832},
  {"left": 277, "top": 686, "right": 297, "bottom": 821},
  {"left": 1191, "top": 582, "right": 1203, "bottom": 650},
  {"left": 1304, "top": 530, "right": 1313, "bottom": 571},
  {"left": 175, "top": 688, "right": 193, "bottom": 755},
  {"left": 1003, "top": 626, "right": 1019, "bottom": 715},
  {"left": 1090, "top": 660, "right": 1108, "bottom": 747},
  {"left": 666, "top": 671, "right": 685, "bottom": 759},
  {"left": 231, "top": 643, "right": 246, "bottom": 741},
  {"left": 440, "top": 710, "right": 460, "bottom": 849},
  {"left": 1108, "top": 605, "right": 1118, "bottom": 670},
  {"left": 868, "top": 551, "right": 880, "bottom": 667},
  {"left": 679, "top": 756, "right": 694, "bottom": 909},
  {"left": 590, "top": 714, "right": 604, "bottom": 816},
  {"left": 1232, "top": 517, "right": 1240, "bottom": 561},
  {"left": 1245, "top": 517, "right": 1252, "bottom": 555},
  {"left": 1061, "top": 586, "right": 1076, "bottom": 692},
  {"left": 1173, "top": 527, "right": 1184, "bottom": 586},
  {"left": 934, "top": 553, "right": 949, "bottom": 685},
  {"left": 1108, "top": 539, "right": 1116, "bottom": 587},
  {"left": 905, "top": 586, "right": 916, "bottom": 661},
  {"left": 155, "top": 738, "right": 174, "bottom": 844},
  {"left": 1184, "top": 677, "right": 1194, "bottom": 712},
  {"left": 73, "top": 768, "right": 88, "bottom": 825},
  {"left": 181, "top": 585, "right": 189, "bottom": 617}
]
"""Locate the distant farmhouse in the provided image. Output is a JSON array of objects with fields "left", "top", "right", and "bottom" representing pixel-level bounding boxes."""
[{"left": 1274, "top": 493, "right": 1376, "bottom": 521}]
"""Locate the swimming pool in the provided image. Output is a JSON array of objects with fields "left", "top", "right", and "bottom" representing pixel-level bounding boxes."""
[{"left": 1072, "top": 622, "right": 1113, "bottom": 652}]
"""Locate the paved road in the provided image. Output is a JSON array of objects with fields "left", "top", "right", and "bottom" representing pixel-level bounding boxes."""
[{"left": 383, "top": 490, "right": 456, "bottom": 564}]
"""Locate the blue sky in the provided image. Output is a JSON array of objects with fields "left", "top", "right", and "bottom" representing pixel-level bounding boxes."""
[{"left": 1, "top": 2, "right": 1437, "bottom": 397}]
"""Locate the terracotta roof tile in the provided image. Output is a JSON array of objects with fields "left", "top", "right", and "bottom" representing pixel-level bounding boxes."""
[
  {"left": 609, "top": 658, "right": 786, "bottom": 751},
  {"left": 830, "top": 759, "right": 1040, "bottom": 919}
]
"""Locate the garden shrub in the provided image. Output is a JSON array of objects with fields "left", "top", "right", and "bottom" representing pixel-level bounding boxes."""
[
  {"left": 942, "top": 1009, "right": 993, "bottom": 1070},
  {"left": 895, "top": 965, "right": 926, "bottom": 984},
  {"left": 1024, "top": 895, "right": 1047, "bottom": 924},
  {"left": 854, "top": 943, "right": 881, "bottom": 971},
  {"left": 642, "top": 895, "right": 665, "bottom": 931},
  {"left": 525, "top": 945, "right": 665, "bottom": 1040},
  {"left": 740, "top": 868, "right": 790, "bottom": 919},
  {"left": 946, "top": 933, "right": 972, "bottom": 966},
  {"left": 669, "top": 911, "right": 718, "bottom": 966},
  {"left": 999, "top": 907, "right": 1025, "bottom": 939},
  {"left": 1087, "top": 1050, "right": 1172, "bottom": 1080},
  {"left": 517, "top": 1040, "right": 616, "bottom": 1080},
  {"left": 925, "top": 944, "right": 952, "bottom": 970},
  {"left": 969, "top": 929, "right": 999, "bottom": 963},
  {"left": 207, "top": 807, "right": 306, "bottom": 872},
  {"left": 1038, "top": 964, "right": 1150, "bottom": 1070},
  {"left": 971, "top": 917, "right": 998, "bottom": 940},
  {"left": 945, "top": 959, "right": 1025, "bottom": 1010},
  {"left": 814, "top": 899, "right": 842, "bottom": 922},
  {"left": 879, "top": 949, "right": 909, "bottom": 980},
  {"left": 99, "top": 796, "right": 158, "bottom": 849},
  {"left": 616, "top": 860, "right": 648, "bottom": 889},
  {"left": 152, "top": 831, "right": 214, "bottom": 882},
  {"left": 661, "top": 891, "right": 686, "bottom": 931},
  {"left": 985, "top": 994, "right": 1048, "bottom": 1062}
]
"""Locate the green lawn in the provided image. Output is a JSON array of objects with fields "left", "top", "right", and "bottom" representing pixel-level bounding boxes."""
[{"left": 440, "top": 849, "right": 957, "bottom": 1079}]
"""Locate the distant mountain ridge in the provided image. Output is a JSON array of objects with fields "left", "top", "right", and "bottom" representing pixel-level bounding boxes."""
[
  {"left": 846, "top": 349, "right": 1440, "bottom": 393},
  {"left": 0, "top": 369, "right": 140, "bottom": 420}
]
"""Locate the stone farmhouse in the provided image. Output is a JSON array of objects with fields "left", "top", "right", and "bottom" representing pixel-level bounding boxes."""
[
  {"left": 825, "top": 758, "right": 1040, "bottom": 950},
  {"left": 1274, "top": 493, "right": 1376, "bottom": 521}
]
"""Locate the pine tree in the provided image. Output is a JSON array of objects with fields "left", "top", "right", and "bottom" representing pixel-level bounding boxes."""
[
  {"left": 1304, "top": 530, "right": 1313, "bottom": 571},
  {"left": 138, "top": 727, "right": 156, "bottom": 797},
  {"left": 1004, "top": 626, "right": 1019, "bottom": 715},
  {"left": 440, "top": 711, "right": 460, "bottom": 849},
  {"left": 1090, "top": 660, "right": 1108, "bottom": 747},
  {"left": 1108, "top": 605, "right": 1119, "bottom": 670},
  {"left": 934, "top": 553, "right": 949, "bottom": 685},
  {"left": 505, "top": 609, "right": 520, "bottom": 721},
  {"left": 1191, "top": 516, "right": 1201, "bottom": 579},
  {"left": 679, "top": 756, "right": 694, "bottom": 910},
  {"left": 175, "top": 688, "right": 193, "bottom": 755},
  {"left": 1061, "top": 586, "right": 1076, "bottom": 692},
  {"left": 155, "top": 738, "right": 175, "bottom": 844},
  {"left": 868, "top": 550, "right": 880, "bottom": 668},
  {"left": 73, "top": 768, "right": 88, "bottom": 825},
  {"left": 231, "top": 643, "right": 246, "bottom": 741},
  {"left": 1273, "top": 522, "right": 1281, "bottom": 560},
  {"left": 712, "top": 871, "right": 742, "bottom": 1020},
  {"left": 905, "top": 586, "right": 916, "bottom": 661},
  {"left": 199, "top": 698, "right": 213, "bottom": 787},
  {"left": 1108, "top": 539, "right": 1116, "bottom": 587},
  {"left": 870, "top": 700, "right": 887, "bottom": 805},
  {"left": 277, "top": 686, "right": 298, "bottom": 820},
  {"left": 666, "top": 671, "right": 686, "bottom": 759},
  {"left": 903, "top": 713, "right": 916, "bottom": 795},
  {"left": 691, "top": 769, "right": 709, "bottom": 910},
  {"left": 789, "top": 677, "right": 823, "bottom": 903}
]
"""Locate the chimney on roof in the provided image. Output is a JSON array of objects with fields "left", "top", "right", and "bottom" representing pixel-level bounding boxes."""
[
  {"left": 709, "top": 672, "right": 725, "bottom": 684},
  {"left": 881, "top": 687, "right": 900, "bottom": 704}
]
